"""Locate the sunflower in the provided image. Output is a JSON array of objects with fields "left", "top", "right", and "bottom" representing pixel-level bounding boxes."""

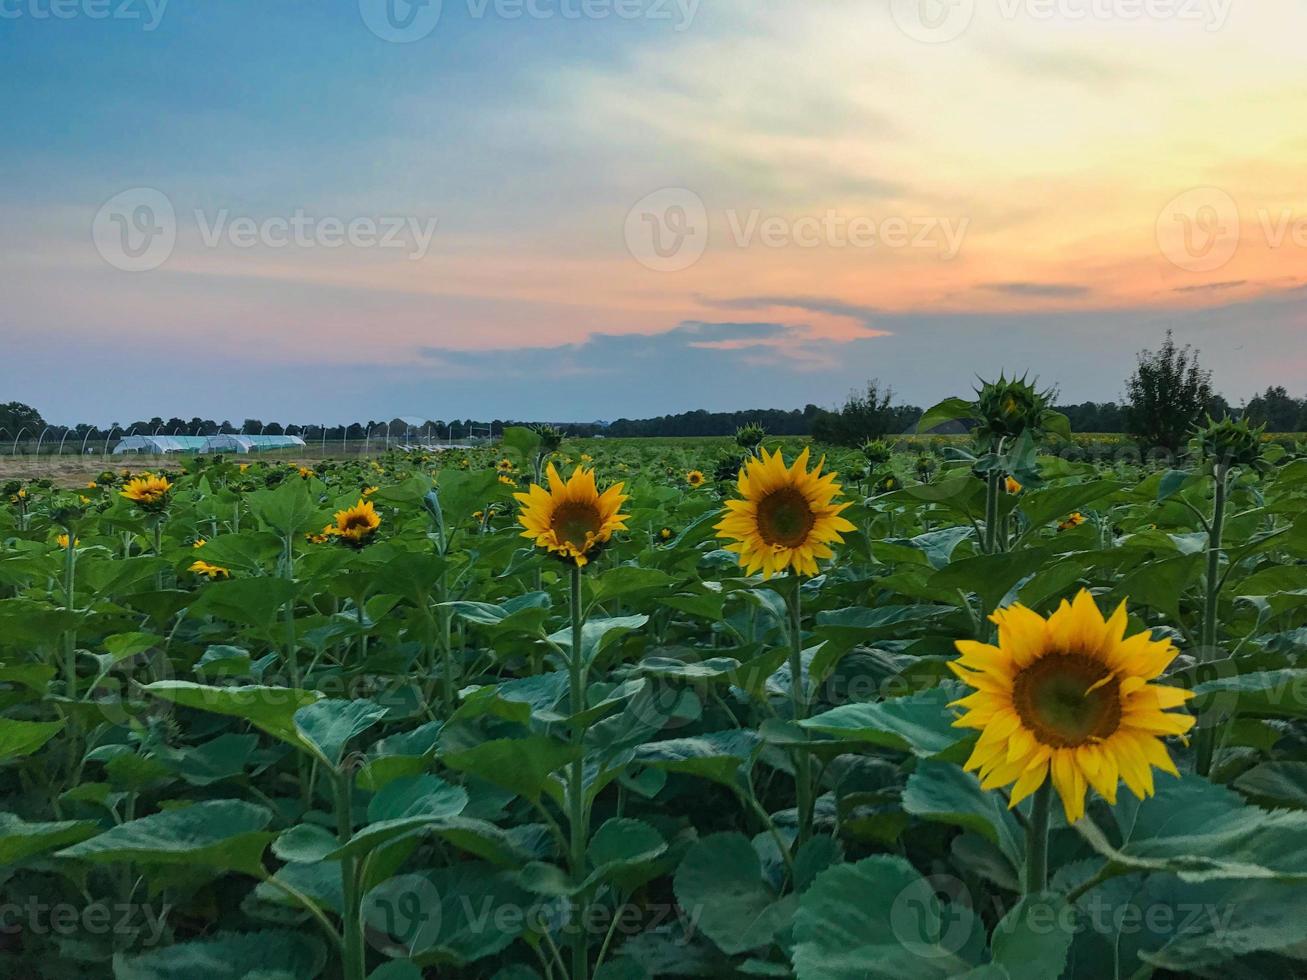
[
  {"left": 298, "top": 466, "right": 314, "bottom": 479},
  {"left": 1059, "top": 512, "right": 1087, "bottom": 531},
  {"left": 514, "top": 464, "right": 628, "bottom": 567},
  {"left": 189, "top": 559, "right": 230, "bottom": 580},
  {"left": 1005, "top": 476, "right": 1023, "bottom": 494},
  {"left": 56, "top": 534, "right": 78, "bottom": 549},
  {"left": 363, "top": 485, "right": 379, "bottom": 497},
  {"left": 685, "top": 470, "right": 706, "bottom": 488},
  {"left": 658, "top": 527, "right": 674, "bottom": 542},
  {"left": 120, "top": 474, "right": 172, "bottom": 509},
  {"left": 715, "top": 447, "right": 855, "bottom": 579},
  {"left": 949, "top": 590, "right": 1195, "bottom": 823},
  {"left": 496, "top": 458, "right": 515, "bottom": 473},
  {"left": 333, "top": 500, "right": 381, "bottom": 547}
]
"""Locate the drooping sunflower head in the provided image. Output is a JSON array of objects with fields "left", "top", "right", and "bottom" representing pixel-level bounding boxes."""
[
  {"left": 685, "top": 470, "right": 706, "bottom": 489},
  {"left": 714, "top": 447, "right": 855, "bottom": 579},
  {"left": 120, "top": 474, "right": 172, "bottom": 510},
  {"left": 333, "top": 499, "right": 381, "bottom": 547},
  {"left": 514, "top": 464, "right": 628, "bottom": 567},
  {"left": 949, "top": 589, "right": 1195, "bottom": 823}
]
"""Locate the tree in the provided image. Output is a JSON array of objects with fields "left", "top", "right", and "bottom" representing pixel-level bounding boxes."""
[
  {"left": 0, "top": 401, "right": 44, "bottom": 438},
  {"left": 810, "top": 379, "right": 909, "bottom": 446},
  {"left": 1244, "top": 386, "right": 1303, "bottom": 432},
  {"left": 1124, "top": 331, "right": 1216, "bottom": 451}
]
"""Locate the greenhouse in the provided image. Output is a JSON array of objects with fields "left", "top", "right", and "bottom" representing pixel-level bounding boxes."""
[
  {"left": 112, "top": 434, "right": 306, "bottom": 455},
  {"left": 111, "top": 435, "right": 211, "bottom": 455},
  {"left": 203, "top": 434, "right": 307, "bottom": 454}
]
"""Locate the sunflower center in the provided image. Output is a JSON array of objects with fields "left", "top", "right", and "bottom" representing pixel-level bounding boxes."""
[
  {"left": 1012, "top": 653, "right": 1121, "bottom": 748},
  {"left": 341, "top": 513, "right": 373, "bottom": 532},
  {"left": 755, "top": 487, "right": 816, "bottom": 549},
  {"left": 552, "top": 501, "right": 602, "bottom": 548}
]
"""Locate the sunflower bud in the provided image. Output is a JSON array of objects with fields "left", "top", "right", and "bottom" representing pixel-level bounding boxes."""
[
  {"left": 974, "top": 374, "right": 1053, "bottom": 441},
  {"left": 734, "top": 422, "right": 766, "bottom": 452},
  {"left": 1190, "top": 416, "right": 1268, "bottom": 473},
  {"left": 860, "top": 439, "right": 893, "bottom": 466}
]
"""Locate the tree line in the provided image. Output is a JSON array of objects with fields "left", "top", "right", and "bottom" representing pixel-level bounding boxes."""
[{"left": 5, "top": 333, "right": 1304, "bottom": 449}]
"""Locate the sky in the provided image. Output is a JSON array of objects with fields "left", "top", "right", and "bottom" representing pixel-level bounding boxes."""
[{"left": 2, "top": 0, "right": 1305, "bottom": 426}]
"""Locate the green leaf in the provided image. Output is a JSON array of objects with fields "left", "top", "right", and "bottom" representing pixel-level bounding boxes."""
[
  {"left": 918, "top": 397, "right": 976, "bottom": 435},
  {"left": 328, "top": 774, "right": 469, "bottom": 860},
  {"left": 248, "top": 479, "right": 323, "bottom": 535},
  {"left": 903, "top": 760, "right": 1024, "bottom": 870},
  {"left": 0, "top": 717, "right": 64, "bottom": 762},
  {"left": 1192, "top": 668, "right": 1307, "bottom": 720},
  {"left": 142, "top": 681, "right": 322, "bottom": 752},
  {"left": 112, "top": 929, "right": 325, "bottom": 980},
  {"left": 499, "top": 426, "right": 542, "bottom": 464},
  {"left": 673, "top": 831, "right": 795, "bottom": 955},
  {"left": 930, "top": 551, "right": 1053, "bottom": 613},
  {"left": 548, "top": 614, "right": 649, "bottom": 668},
  {"left": 293, "top": 698, "right": 389, "bottom": 767},
  {"left": 632, "top": 730, "right": 760, "bottom": 789},
  {"left": 57, "top": 799, "right": 275, "bottom": 876},
  {"left": 990, "top": 894, "right": 1073, "bottom": 980},
  {"left": 441, "top": 736, "right": 579, "bottom": 804},
  {"left": 1075, "top": 775, "right": 1307, "bottom": 881},
  {"left": 0, "top": 812, "right": 98, "bottom": 863},
  {"left": 1017, "top": 480, "right": 1123, "bottom": 530},
  {"left": 187, "top": 578, "right": 300, "bottom": 627},
  {"left": 791, "top": 855, "right": 981, "bottom": 979},
  {"left": 801, "top": 686, "right": 967, "bottom": 758},
  {"left": 1234, "top": 762, "right": 1307, "bottom": 808}
]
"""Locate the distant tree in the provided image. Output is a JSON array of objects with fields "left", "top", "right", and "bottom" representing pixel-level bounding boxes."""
[
  {"left": 0, "top": 401, "right": 44, "bottom": 437},
  {"left": 810, "top": 379, "right": 907, "bottom": 446},
  {"left": 1125, "top": 331, "right": 1216, "bottom": 451},
  {"left": 1244, "top": 386, "right": 1303, "bottom": 432}
]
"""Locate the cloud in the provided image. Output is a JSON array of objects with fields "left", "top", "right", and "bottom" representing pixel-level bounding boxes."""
[{"left": 981, "top": 282, "right": 1093, "bottom": 299}]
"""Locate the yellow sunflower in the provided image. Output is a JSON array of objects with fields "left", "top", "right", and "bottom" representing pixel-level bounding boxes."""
[
  {"left": 949, "top": 590, "right": 1195, "bottom": 823},
  {"left": 514, "top": 464, "right": 628, "bottom": 567},
  {"left": 715, "top": 447, "right": 855, "bottom": 579},
  {"left": 120, "top": 474, "right": 172, "bottom": 508},
  {"left": 1005, "top": 476, "right": 1022, "bottom": 494},
  {"left": 333, "top": 500, "right": 381, "bottom": 546},
  {"left": 189, "top": 559, "right": 230, "bottom": 580},
  {"left": 496, "top": 458, "right": 515, "bottom": 473},
  {"left": 1059, "top": 512, "right": 1087, "bottom": 531},
  {"left": 56, "top": 534, "right": 78, "bottom": 549},
  {"left": 685, "top": 470, "right": 706, "bottom": 488}
]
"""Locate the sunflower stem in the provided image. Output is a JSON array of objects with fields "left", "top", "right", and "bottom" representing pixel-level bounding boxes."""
[
  {"left": 789, "top": 573, "right": 813, "bottom": 850},
  {"left": 568, "top": 562, "right": 591, "bottom": 980},
  {"left": 1024, "top": 780, "right": 1052, "bottom": 894},
  {"left": 1195, "top": 463, "right": 1229, "bottom": 778}
]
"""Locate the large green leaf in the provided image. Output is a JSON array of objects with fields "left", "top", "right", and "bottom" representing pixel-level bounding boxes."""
[
  {"left": 903, "top": 760, "right": 1024, "bottom": 870},
  {"left": 141, "top": 681, "right": 322, "bottom": 751},
  {"left": 57, "top": 799, "right": 275, "bottom": 876},
  {"left": 801, "top": 686, "right": 967, "bottom": 758},
  {"left": 441, "top": 736, "right": 578, "bottom": 804},
  {"left": 673, "top": 832, "right": 794, "bottom": 955},
  {"left": 1075, "top": 776, "right": 1307, "bottom": 881},
  {"left": 0, "top": 717, "right": 64, "bottom": 762},
  {"left": 791, "top": 856, "right": 981, "bottom": 979},
  {"left": 112, "top": 929, "right": 325, "bottom": 980},
  {"left": 0, "top": 812, "right": 98, "bottom": 863}
]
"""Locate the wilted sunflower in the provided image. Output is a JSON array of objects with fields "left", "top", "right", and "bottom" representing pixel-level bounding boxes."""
[
  {"left": 715, "top": 447, "right": 855, "bottom": 578},
  {"left": 1059, "top": 512, "right": 1086, "bottom": 531},
  {"left": 686, "top": 470, "right": 706, "bottom": 488},
  {"left": 949, "top": 590, "right": 1195, "bottom": 822},
  {"left": 514, "top": 464, "right": 628, "bottom": 567},
  {"left": 120, "top": 474, "right": 172, "bottom": 509},
  {"left": 189, "top": 559, "right": 230, "bottom": 580},
  {"left": 333, "top": 500, "right": 381, "bottom": 547}
]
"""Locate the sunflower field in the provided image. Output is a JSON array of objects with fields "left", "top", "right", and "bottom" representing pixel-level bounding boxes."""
[{"left": 3, "top": 385, "right": 1307, "bottom": 980}]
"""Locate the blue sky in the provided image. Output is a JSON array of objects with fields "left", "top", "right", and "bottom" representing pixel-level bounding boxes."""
[{"left": 3, "top": 0, "right": 1305, "bottom": 425}]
